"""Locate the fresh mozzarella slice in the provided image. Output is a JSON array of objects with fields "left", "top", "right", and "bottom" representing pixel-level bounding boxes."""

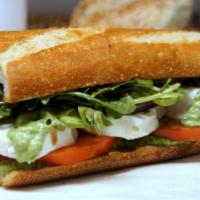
[
  {"left": 98, "top": 107, "right": 163, "bottom": 140},
  {"left": 0, "top": 124, "right": 78, "bottom": 159},
  {"left": 0, "top": 124, "right": 15, "bottom": 158},
  {"left": 166, "top": 88, "right": 200, "bottom": 120},
  {"left": 39, "top": 129, "right": 78, "bottom": 158}
]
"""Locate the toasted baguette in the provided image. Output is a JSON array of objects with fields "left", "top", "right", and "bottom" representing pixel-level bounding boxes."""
[
  {"left": 70, "top": 0, "right": 193, "bottom": 29},
  {"left": 1, "top": 143, "right": 200, "bottom": 187},
  {"left": 1, "top": 28, "right": 200, "bottom": 103}
]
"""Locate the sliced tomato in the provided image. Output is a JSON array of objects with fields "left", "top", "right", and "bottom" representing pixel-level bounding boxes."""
[
  {"left": 39, "top": 135, "right": 116, "bottom": 165},
  {"left": 0, "top": 156, "right": 5, "bottom": 160},
  {"left": 0, "top": 155, "right": 12, "bottom": 161},
  {"left": 153, "top": 120, "right": 200, "bottom": 142}
]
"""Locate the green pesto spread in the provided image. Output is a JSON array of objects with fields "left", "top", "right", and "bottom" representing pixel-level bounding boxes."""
[{"left": 8, "top": 111, "right": 66, "bottom": 163}]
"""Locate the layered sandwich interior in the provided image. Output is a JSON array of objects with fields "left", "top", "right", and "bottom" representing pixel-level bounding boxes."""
[{"left": 0, "top": 78, "right": 199, "bottom": 175}]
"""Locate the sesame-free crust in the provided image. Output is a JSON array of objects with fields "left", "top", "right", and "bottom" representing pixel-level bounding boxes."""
[{"left": 2, "top": 28, "right": 200, "bottom": 103}]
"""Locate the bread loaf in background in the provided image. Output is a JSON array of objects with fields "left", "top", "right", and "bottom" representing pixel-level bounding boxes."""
[{"left": 70, "top": 0, "right": 193, "bottom": 29}]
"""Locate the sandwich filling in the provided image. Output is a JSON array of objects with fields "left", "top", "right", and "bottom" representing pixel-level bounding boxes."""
[{"left": 0, "top": 78, "right": 199, "bottom": 173}]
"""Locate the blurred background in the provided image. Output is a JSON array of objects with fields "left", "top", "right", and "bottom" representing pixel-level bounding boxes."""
[{"left": 1, "top": 0, "right": 200, "bottom": 30}]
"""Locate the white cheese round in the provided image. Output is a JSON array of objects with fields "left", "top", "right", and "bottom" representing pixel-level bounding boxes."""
[
  {"left": 0, "top": 124, "right": 78, "bottom": 159},
  {"left": 39, "top": 128, "right": 78, "bottom": 158},
  {"left": 98, "top": 107, "right": 164, "bottom": 140}
]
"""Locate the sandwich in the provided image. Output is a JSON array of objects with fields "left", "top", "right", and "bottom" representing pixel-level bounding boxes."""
[{"left": 0, "top": 28, "right": 200, "bottom": 187}]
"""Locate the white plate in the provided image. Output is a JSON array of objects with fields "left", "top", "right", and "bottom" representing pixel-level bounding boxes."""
[{"left": 1, "top": 155, "right": 200, "bottom": 200}]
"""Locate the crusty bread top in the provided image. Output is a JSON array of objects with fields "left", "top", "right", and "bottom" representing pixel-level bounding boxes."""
[
  {"left": 70, "top": 0, "right": 193, "bottom": 29},
  {"left": 1, "top": 28, "right": 200, "bottom": 103}
]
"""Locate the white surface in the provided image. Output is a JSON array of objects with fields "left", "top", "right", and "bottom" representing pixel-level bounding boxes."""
[
  {"left": 1, "top": 155, "right": 200, "bottom": 200},
  {"left": 0, "top": 0, "right": 27, "bottom": 30},
  {"left": 0, "top": 0, "right": 199, "bottom": 199}
]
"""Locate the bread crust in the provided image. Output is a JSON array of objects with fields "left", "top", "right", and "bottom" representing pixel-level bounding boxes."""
[
  {"left": 1, "top": 143, "right": 200, "bottom": 187},
  {"left": 4, "top": 28, "right": 200, "bottom": 103},
  {"left": 0, "top": 29, "right": 49, "bottom": 52}
]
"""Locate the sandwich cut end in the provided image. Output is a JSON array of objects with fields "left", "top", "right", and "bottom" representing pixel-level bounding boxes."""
[
  {"left": 1, "top": 28, "right": 200, "bottom": 187},
  {"left": 0, "top": 28, "right": 103, "bottom": 103}
]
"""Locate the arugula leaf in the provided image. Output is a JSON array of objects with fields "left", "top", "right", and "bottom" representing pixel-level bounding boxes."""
[
  {"left": 0, "top": 79, "right": 183, "bottom": 121},
  {"left": 56, "top": 92, "right": 136, "bottom": 115},
  {"left": 181, "top": 91, "right": 200, "bottom": 126},
  {"left": 91, "top": 79, "right": 154, "bottom": 97},
  {"left": 78, "top": 106, "right": 112, "bottom": 132},
  {"left": 0, "top": 105, "right": 12, "bottom": 119},
  {"left": 154, "top": 92, "right": 183, "bottom": 106},
  {"left": 23, "top": 99, "right": 39, "bottom": 111},
  {"left": 133, "top": 83, "right": 183, "bottom": 106},
  {"left": 0, "top": 78, "right": 185, "bottom": 164},
  {"left": 15, "top": 110, "right": 41, "bottom": 126},
  {"left": 135, "top": 79, "right": 154, "bottom": 89},
  {"left": 40, "top": 96, "right": 53, "bottom": 105}
]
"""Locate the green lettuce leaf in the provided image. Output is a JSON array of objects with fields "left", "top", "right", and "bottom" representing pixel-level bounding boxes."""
[
  {"left": 181, "top": 91, "right": 200, "bottom": 126},
  {"left": 113, "top": 136, "right": 192, "bottom": 151}
]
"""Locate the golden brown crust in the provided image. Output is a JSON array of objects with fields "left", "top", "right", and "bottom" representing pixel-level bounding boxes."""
[
  {"left": 4, "top": 28, "right": 200, "bottom": 103},
  {"left": 0, "top": 29, "right": 49, "bottom": 52},
  {"left": 1, "top": 143, "right": 200, "bottom": 187}
]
